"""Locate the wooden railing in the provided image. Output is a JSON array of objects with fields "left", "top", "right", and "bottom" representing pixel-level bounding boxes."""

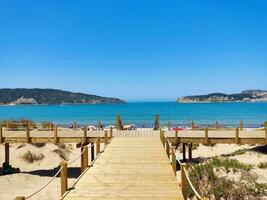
[
  {"left": 160, "top": 129, "right": 207, "bottom": 200},
  {"left": 14, "top": 128, "right": 113, "bottom": 200}
]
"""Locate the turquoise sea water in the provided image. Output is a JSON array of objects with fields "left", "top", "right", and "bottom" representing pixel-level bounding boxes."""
[{"left": 0, "top": 102, "right": 267, "bottom": 127}]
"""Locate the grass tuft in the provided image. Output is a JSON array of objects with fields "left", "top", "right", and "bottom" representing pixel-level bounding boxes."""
[
  {"left": 21, "top": 151, "right": 44, "bottom": 163},
  {"left": 229, "top": 148, "right": 248, "bottom": 156}
]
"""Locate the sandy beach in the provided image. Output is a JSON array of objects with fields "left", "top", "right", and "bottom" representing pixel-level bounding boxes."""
[{"left": 0, "top": 143, "right": 95, "bottom": 200}]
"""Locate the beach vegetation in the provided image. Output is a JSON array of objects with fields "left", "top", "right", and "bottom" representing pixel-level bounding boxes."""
[
  {"left": 186, "top": 157, "right": 265, "bottom": 199},
  {"left": 21, "top": 151, "right": 44, "bottom": 163},
  {"left": 52, "top": 144, "right": 72, "bottom": 161},
  {"left": 209, "top": 157, "right": 252, "bottom": 172},
  {"left": 228, "top": 148, "right": 248, "bottom": 156}
]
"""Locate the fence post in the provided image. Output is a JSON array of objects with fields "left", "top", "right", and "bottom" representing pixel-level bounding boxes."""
[
  {"left": 171, "top": 147, "right": 176, "bottom": 175},
  {"left": 116, "top": 114, "right": 122, "bottom": 130},
  {"left": 265, "top": 122, "right": 267, "bottom": 143},
  {"left": 26, "top": 125, "right": 30, "bottom": 143},
  {"left": 154, "top": 114, "right": 159, "bottom": 130},
  {"left": 235, "top": 127, "right": 239, "bottom": 144},
  {"left": 5, "top": 143, "right": 9, "bottom": 166},
  {"left": 182, "top": 143, "right": 186, "bottom": 161},
  {"left": 175, "top": 129, "right": 178, "bottom": 145},
  {"left": 81, "top": 145, "right": 88, "bottom": 173},
  {"left": 240, "top": 121, "right": 244, "bottom": 131},
  {"left": 0, "top": 126, "right": 3, "bottom": 144},
  {"left": 188, "top": 143, "right": 192, "bottom": 160},
  {"left": 165, "top": 137, "right": 170, "bottom": 158},
  {"left": 181, "top": 163, "right": 188, "bottom": 199},
  {"left": 54, "top": 126, "right": 58, "bottom": 144},
  {"left": 83, "top": 127, "right": 87, "bottom": 144},
  {"left": 96, "top": 137, "right": 100, "bottom": 155},
  {"left": 60, "top": 161, "right": 68, "bottom": 196},
  {"left": 91, "top": 142, "right": 95, "bottom": 162},
  {"left": 205, "top": 127, "right": 209, "bottom": 144},
  {"left": 110, "top": 127, "right": 113, "bottom": 138},
  {"left": 104, "top": 130, "right": 108, "bottom": 145}
]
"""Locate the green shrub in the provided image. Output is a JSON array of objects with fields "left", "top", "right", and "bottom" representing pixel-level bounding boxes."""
[
  {"left": 210, "top": 157, "right": 252, "bottom": 172},
  {"left": 229, "top": 149, "right": 248, "bottom": 156},
  {"left": 186, "top": 157, "right": 265, "bottom": 199}
]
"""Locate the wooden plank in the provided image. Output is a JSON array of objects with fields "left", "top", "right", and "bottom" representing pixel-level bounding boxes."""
[{"left": 63, "top": 137, "right": 183, "bottom": 200}]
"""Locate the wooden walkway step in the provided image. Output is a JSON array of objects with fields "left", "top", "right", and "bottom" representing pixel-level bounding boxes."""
[{"left": 63, "top": 137, "right": 183, "bottom": 200}]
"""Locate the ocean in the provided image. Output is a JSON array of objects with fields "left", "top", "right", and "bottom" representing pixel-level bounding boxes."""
[{"left": 0, "top": 102, "right": 267, "bottom": 127}]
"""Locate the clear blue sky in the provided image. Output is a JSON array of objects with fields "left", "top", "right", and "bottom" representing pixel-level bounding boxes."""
[{"left": 0, "top": 0, "right": 267, "bottom": 101}]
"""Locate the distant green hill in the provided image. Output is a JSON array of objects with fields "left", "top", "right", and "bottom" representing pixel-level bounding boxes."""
[
  {"left": 177, "top": 90, "right": 267, "bottom": 103},
  {"left": 0, "top": 88, "right": 125, "bottom": 105}
]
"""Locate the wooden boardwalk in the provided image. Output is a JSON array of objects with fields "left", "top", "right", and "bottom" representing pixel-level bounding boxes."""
[{"left": 63, "top": 136, "right": 183, "bottom": 200}]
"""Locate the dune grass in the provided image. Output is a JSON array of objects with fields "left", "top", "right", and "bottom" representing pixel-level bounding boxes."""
[{"left": 186, "top": 157, "right": 266, "bottom": 200}]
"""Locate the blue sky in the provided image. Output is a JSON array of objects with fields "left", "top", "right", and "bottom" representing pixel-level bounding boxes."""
[{"left": 0, "top": 0, "right": 267, "bottom": 101}]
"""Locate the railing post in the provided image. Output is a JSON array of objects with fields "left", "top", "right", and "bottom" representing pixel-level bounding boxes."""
[
  {"left": 96, "top": 137, "right": 100, "bottom": 155},
  {"left": 5, "top": 143, "right": 10, "bottom": 166},
  {"left": 165, "top": 137, "right": 170, "bottom": 158},
  {"left": 265, "top": 122, "right": 267, "bottom": 143},
  {"left": 175, "top": 129, "right": 178, "bottom": 145},
  {"left": 235, "top": 127, "right": 239, "bottom": 144},
  {"left": 154, "top": 114, "right": 159, "bottom": 130},
  {"left": 188, "top": 143, "right": 192, "bottom": 160},
  {"left": 91, "top": 142, "right": 95, "bottom": 162},
  {"left": 81, "top": 145, "right": 88, "bottom": 173},
  {"left": 181, "top": 163, "right": 188, "bottom": 199},
  {"left": 116, "top": 114, "right": 122, "bottom": 130},
  {"left": 104, "top": 130, "right": 108, "bottom": 145},
  {"left": 0, "top": 126, "right": 3, "bottom": 144},
  {"left": 83, "top": 127, "right": 87, "bottom": 144},
  {"left": 110, "top": 127, "right": 113, "bottom": 138},
  {"left": 171, "top": 147, "right": 176, "bottom": 175},
  {"left": 60, "top": 161, "right": 68, "bottom": 196},
  {"left": 26, "top": 125, "right": 30, "bottom": 143},
  {"left": 54, "top": 126, "right": 58, "bottom": 144},
  {"left": 205, "top": 127, "right": 209, "bottom": 144},
  {"left": 240, "top": 121, "right": 244, "bottom": 131},
  {"left": 182, "top": 143, "right": 186, "bottom": 161}
]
